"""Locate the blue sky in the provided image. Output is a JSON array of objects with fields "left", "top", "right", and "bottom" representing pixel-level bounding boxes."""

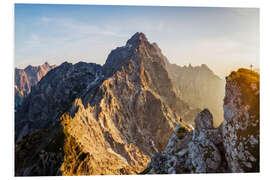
[{"left": 15, "top": 4, "right": 259, "bottom": 77}]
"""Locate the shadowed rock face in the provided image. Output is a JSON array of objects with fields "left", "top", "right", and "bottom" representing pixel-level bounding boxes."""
[
  {"left": 15, "top": 32, "right": 199, "bottom": 176},
  {"left": 15, "top": 62, "right": 56, "bottom": 109},
  {"left": 15, "top": 62, "right": 102, "bottom": 143},
  {"left": 144, "top": 68, "right": 259, "bottom": 174}
]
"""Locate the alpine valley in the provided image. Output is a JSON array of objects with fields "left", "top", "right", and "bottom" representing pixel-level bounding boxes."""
[{"left": 15, "top": 33, "right": 259, "bottom": 175}]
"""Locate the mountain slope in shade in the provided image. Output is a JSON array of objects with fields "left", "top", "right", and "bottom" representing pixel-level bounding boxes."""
[
  {"left": 15, "top": 62, "right": 56, "bottom": 109},
  {"left": 167, "top": 63, "right": 225, "bottom": 127},
  {"left": 15, "top": 33, "right": 199, "bottom": 175},
  {"left": 15, "top": 62, "right": 103, "bottom": 142}
]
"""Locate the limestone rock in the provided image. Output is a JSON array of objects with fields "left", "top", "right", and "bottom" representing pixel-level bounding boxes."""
[
  {"left": 222, "top": 68, "right": 259, "bottom": 172},
  {"left": 194, "top": 109, "right": 213, "bottom": 132},
  {"left": 146, "top": 109, "right": 228, "bottom": 174}
]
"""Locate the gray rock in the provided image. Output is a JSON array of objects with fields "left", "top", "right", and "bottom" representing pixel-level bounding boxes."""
[
  {"left": 146, "top": 109, "right": 228, "bottom": 174},
  {"left": 222, "top": 69, "right": 259, "bottom": 172}
]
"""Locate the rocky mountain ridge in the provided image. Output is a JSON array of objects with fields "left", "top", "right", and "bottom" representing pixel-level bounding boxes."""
[
  {"left": 15, "top": 62, "right": 103, "bottom": 142},
  {"left": 15, "top": 62, "right": 56, "bottom": 109},
  {"left": 167, "top": 63, "right": 225, "bottom": 127}
]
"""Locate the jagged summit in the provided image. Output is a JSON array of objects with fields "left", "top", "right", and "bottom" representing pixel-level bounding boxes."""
[
  {"left": 103, "top": 32, "right": 166, "bottom": 77},
  {"left": 167, "top": 62, "right": 225, "bottom": 127},
  {"left": 23, "top": 62, "right": 53, "bottom": 71},
  {"left": 126, "top": 32, "right": 148, "bottom": 46},
  {"left": 200, "top": 63, "right": 210, "bottom": 69},
  {"left": 15, "top": 62, "right": 56, "bottom": 109}
]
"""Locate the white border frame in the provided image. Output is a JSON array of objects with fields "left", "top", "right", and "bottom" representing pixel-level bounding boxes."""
[{"left": 1, "top": 0, "right": 269, "bottom": 180}]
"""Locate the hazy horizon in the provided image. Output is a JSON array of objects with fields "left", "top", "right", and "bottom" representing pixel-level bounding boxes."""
[{"left": 15, "top": 4, "right": 259, "bottom": 78}]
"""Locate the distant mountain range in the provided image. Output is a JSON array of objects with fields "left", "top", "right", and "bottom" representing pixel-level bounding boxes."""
[
  {"left": 15, "top": 62, "right": 56, "bottom": 109},
  {"left": 167, "top": 63, "right": 225, "bottom": 127},
  {"left": 15, "top": 32, "right": 259, "bottom": 175}
]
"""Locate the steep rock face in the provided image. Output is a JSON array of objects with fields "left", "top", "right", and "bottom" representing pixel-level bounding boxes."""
[
  {"left": 222, "top": 68, "right": 259, "bottom": 172},
  {"left": 15, "top": 62, "right": 56, "bottom": 109},
  {"left": 15, "top": 33, "right": 198, "bottom": 175},
  {"left": 145, "top": 109, "right": 227, "bottom": 174},
  {"left": 15, "top": 69, "right": 31, "bottom": 110},
  {"left": 167, "top": 63, "right": 225, "bottom": 127}
]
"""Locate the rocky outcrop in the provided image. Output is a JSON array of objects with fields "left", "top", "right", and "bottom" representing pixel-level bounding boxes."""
[
  {"left": 167, "top": 63, "right": 225, "bottom": 127},
  {"left": 222, "top": 68, "right": 259, "bottom": 172},
  {"left": 144, "top": 68, "right": 259, "bottom": 174},
  {"left": 15, "top": 62, "right": 56, "bottom": 109},
  {"left": 15, "top": 32, "right": 199, "bottom": 176},
  {"left": 145, "top": 109, "right": 228, "bottom": 174}
]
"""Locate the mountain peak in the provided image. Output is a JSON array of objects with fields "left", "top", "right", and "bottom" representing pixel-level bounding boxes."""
[
  {"left": 126, "top": 32, "right": 148, "bottom": 47},
  {"left": 25, "top": 65, "right": 33, "bottom": 71},
  {"left": 103, "top": 32, "right": 151, "bottom": 77},
  {"left": 128, "top": 32, "right": 147, "bottom": 41},
  {"left": 43, "top": 61, "right": 50, "bottom": 67},
  {"left": 103, "top": 32, "right": 169, "bottom": 77},
  {"left": 200, "top": 64, "right": 212, "bottom": 71},
  {"left": 15, "top": 62, "right": 57, "bottom": 109}
]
